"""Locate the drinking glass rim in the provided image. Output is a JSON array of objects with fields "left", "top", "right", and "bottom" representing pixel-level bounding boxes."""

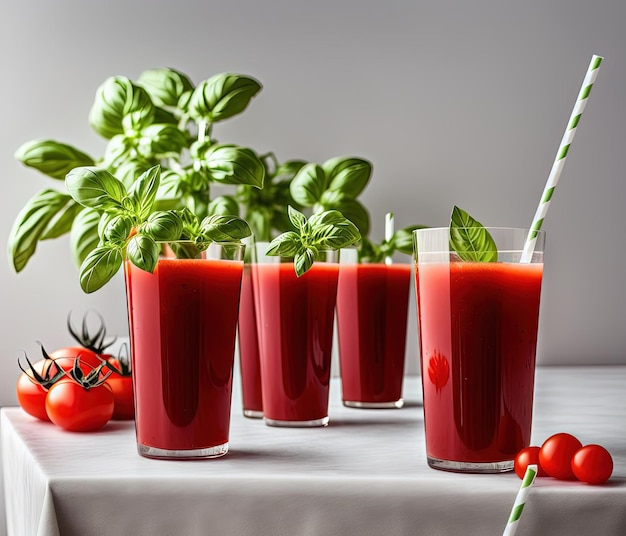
[{"left": 413, "top": 227, "right": 546, "bottom": 236}]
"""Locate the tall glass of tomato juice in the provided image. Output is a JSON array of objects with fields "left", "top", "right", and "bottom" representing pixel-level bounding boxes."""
[
  {"left": 238, "top": 261, "right": 264, "bottom": 419},
  {"left": 336, "top": 248, "right": 411, "bottom": 408},
  {"left": 125, "top": 241, "right": 245, "bottom": 459},
  {"left": 413, "top": 228, "right": 545, "bottom": 473},
  {"left": 252, "top": 243, "right": 340, "bottom": 427}
]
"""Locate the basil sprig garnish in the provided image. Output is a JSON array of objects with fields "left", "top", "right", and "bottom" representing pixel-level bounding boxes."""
[
  {"left": 266, "top": 206, "right": 360, "bottom": 276},
  {"left": 449, "top": 206, "right": 497, "bottom": 262},
  {"left": 66, "top": 165, "right": 250, "bottom": 293},
  {"left": 9, "top": 69, "right": 264, "bottom": 278}
]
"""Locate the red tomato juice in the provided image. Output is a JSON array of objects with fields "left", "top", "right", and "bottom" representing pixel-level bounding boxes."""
[
  {"left": 416, "top": 261, "right": 543, "bottom": 465},
  {"left": 337, "top": 263, "right": 411, "bottom": 406},
  {"left": 253, "top": 262, "right": 339, "bottom": 424},
  {"left": 125, "top": 258, "right": 243, "bottom": 454},
  {"left": 237, "top": 265, "right": 263, "bottom": 416}
]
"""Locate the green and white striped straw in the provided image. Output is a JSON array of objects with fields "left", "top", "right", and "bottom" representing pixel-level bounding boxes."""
[
  {"left": 520, "top": 54, "right": 603, "bottom": 263},
  {"left": 502, "top": 464, "right": 538, "bottom": 536}
]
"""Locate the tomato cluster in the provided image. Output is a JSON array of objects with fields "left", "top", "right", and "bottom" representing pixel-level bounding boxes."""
[
  {"left": 16, "top": 345, "right": 134, "bottom": 432},
  {"left": 515, "top": 433, "right": 613, "bottom": 485}
]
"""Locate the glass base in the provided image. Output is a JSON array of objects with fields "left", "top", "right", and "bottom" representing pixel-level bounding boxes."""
[
  {"left": 243, "top": 409, "right": 264, "bottom": 419},
  {"left": 264, "top": 416, "right": 329, "bottom": 428},
  {"left": 427, "top": 455, "right": 514, "bottom": 473},
  {"left": 343, "top": 399, "right": 404, "bottom": 409},
  {"left": 138, "top": 441, "right": 229, "bottom": 460}
]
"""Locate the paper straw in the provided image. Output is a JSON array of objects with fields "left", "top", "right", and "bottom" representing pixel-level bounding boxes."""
[
  {"left": 520, "top": 54, "right": 603, "bottom": 263},
  {"left": 384, "top": 212, "right": 394, "bottom": 265},
  {"left": 502, "top": 464, "right": 538, "bottom": 536}
]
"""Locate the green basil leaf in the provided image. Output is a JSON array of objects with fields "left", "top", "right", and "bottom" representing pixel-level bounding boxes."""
[
  {"left": 287, "top": 206, "right": 308, "bottom": 233},
  {"left": 274, "top": 159, "right": 307, "bottom": 180},
  {"left": 310, "top": 214, "right": 360, "bottom": 250},
  {"left": 200, "top": 214, "right": 251, "bottom": 242},
  {"left": 323, "top": 157, "right": 372, "bottom": 198},
  {"left": 309, "top": 209, "right": 345, "bottom": 228},
  {"left": 290, "top": 163, "right": 327, "bottom": 206},
  {"left": 136, "top": 68, "right": 194, "bottom": 108},
  {"left": 208, "top": 195, "right": 240, "bottom": 217},
  {"left": 169, "top": 242, "right": 204, "bottom": 259},
  {"left": 102, "top": 134, "right": 134, "bottom": 169},
  {"left": 79, "top": 245, "right": 123, "bottom": 293},
  {"left": 143, "top": 210, "right": 183, "bottom": 241},
  {"left": 70, "top": 208, "right": 101, "bottom": 267},
  {"left": 188, "top": 73, "right": 262, "bottom": 123},
  {"left": 265, "top": 231, "right": 301, "bottom": 257},
  {"left": 393, "top": 225, "right": 428, "bottom": 256},
  {"left": 128, "top": 165, "right": 160, "bottom": 219},
  {"left": 15, "top": 140, "right": 95, "bottom": 180},
  {"left": 204, "top": 145, "right": 264, "bottom": 188},
  {"left": 8, "top": 189, "right": 74, "bottom": 272},
  {"left": 137, "top": 124, "right": 188, "bottom": 159},
  {"left": 66, "top": 166, "right": 127, "bottom": 211},
  {"left": 89, "top": 76, "right": 155, "bottom": 139},
  {"left": 156, "top": 169, "right": 185, "bottom": 204},
  {"left": 449, "top": 206, "right": 498, "bottom": 262},
  {"left": 126, "top": 234, "right": 159, "bottom": 273},
  {"left": 41, "top": 199, "right": 84, "bottom": 240},
  {"left": 114, "top": 159, "right": 153, "bottom": 188},
  {"left": 103, "top": 215, "right": 133, "bottom": 244},
  {"left": 294, "top": 247, "right": 317, "bottom": 277},
  {"left": 320, "top": 196, "right": 370, "bottom": 237}
]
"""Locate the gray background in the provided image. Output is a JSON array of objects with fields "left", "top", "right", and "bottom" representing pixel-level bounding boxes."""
[{"left": 1, "top": 0, "right": 625, "bottom": 532}]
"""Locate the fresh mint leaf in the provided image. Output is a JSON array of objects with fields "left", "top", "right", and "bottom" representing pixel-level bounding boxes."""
[{"left": 449, "top": 206, "right": 497, "bottom": 262}]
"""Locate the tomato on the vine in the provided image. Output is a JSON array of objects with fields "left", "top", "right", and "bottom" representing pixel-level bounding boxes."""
[
  {"left": 539, "top": 433, "right": 583, "bottom": 480},
  {"left": 46, "top": 381, "right": 114, "bottom": 432},
  {"left": 106, "top": 371, "right": 134, "bottom": 420},
  {"left": 572, "top": 445, "right": 613, "bottom": 485},
  {"left": 16, "top": 372, "right": 51, "bottom": 421},
  {"left": 514, "top": 446, "right": 547, "bottom": 479},
  {"left": 16, "top": 352, "right": 66, "bottom": 421},
  {"left": 48, "top": 346, "right": 104, "bottom": 368}
]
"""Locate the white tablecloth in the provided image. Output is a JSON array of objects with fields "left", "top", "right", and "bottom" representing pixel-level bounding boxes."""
[{"left": 2, "top": 367, "right": 625, "bottom": 536}]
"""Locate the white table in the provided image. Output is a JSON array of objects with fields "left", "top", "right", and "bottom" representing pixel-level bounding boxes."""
[{"left": 2, "top": 367, "right": 625, "bottom": 536}]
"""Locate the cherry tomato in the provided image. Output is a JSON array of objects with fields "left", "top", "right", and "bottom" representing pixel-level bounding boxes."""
[
  {"left": 572, "top": 445, "right": 613, "bottom": 485},
  {"left": 106, "top": 372, "right": 135, "bottom": 420},
  {"left": 514, "top": 446, "right": 547, "bottom": 479},
  {"left": 539, "top": 433, "right": 583, "bottom": 480},
  {"left": 48, "top": 346, "right": 105, "bottom": 369},
  {"left": 45, "top": 381, "right": 114, "bottom": 432},
  {"left": 16, "top": 372, "right": 50, "bottom": 421},
  {"left": 16, "top": 356, "right": 67, "bottom": 421}
]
